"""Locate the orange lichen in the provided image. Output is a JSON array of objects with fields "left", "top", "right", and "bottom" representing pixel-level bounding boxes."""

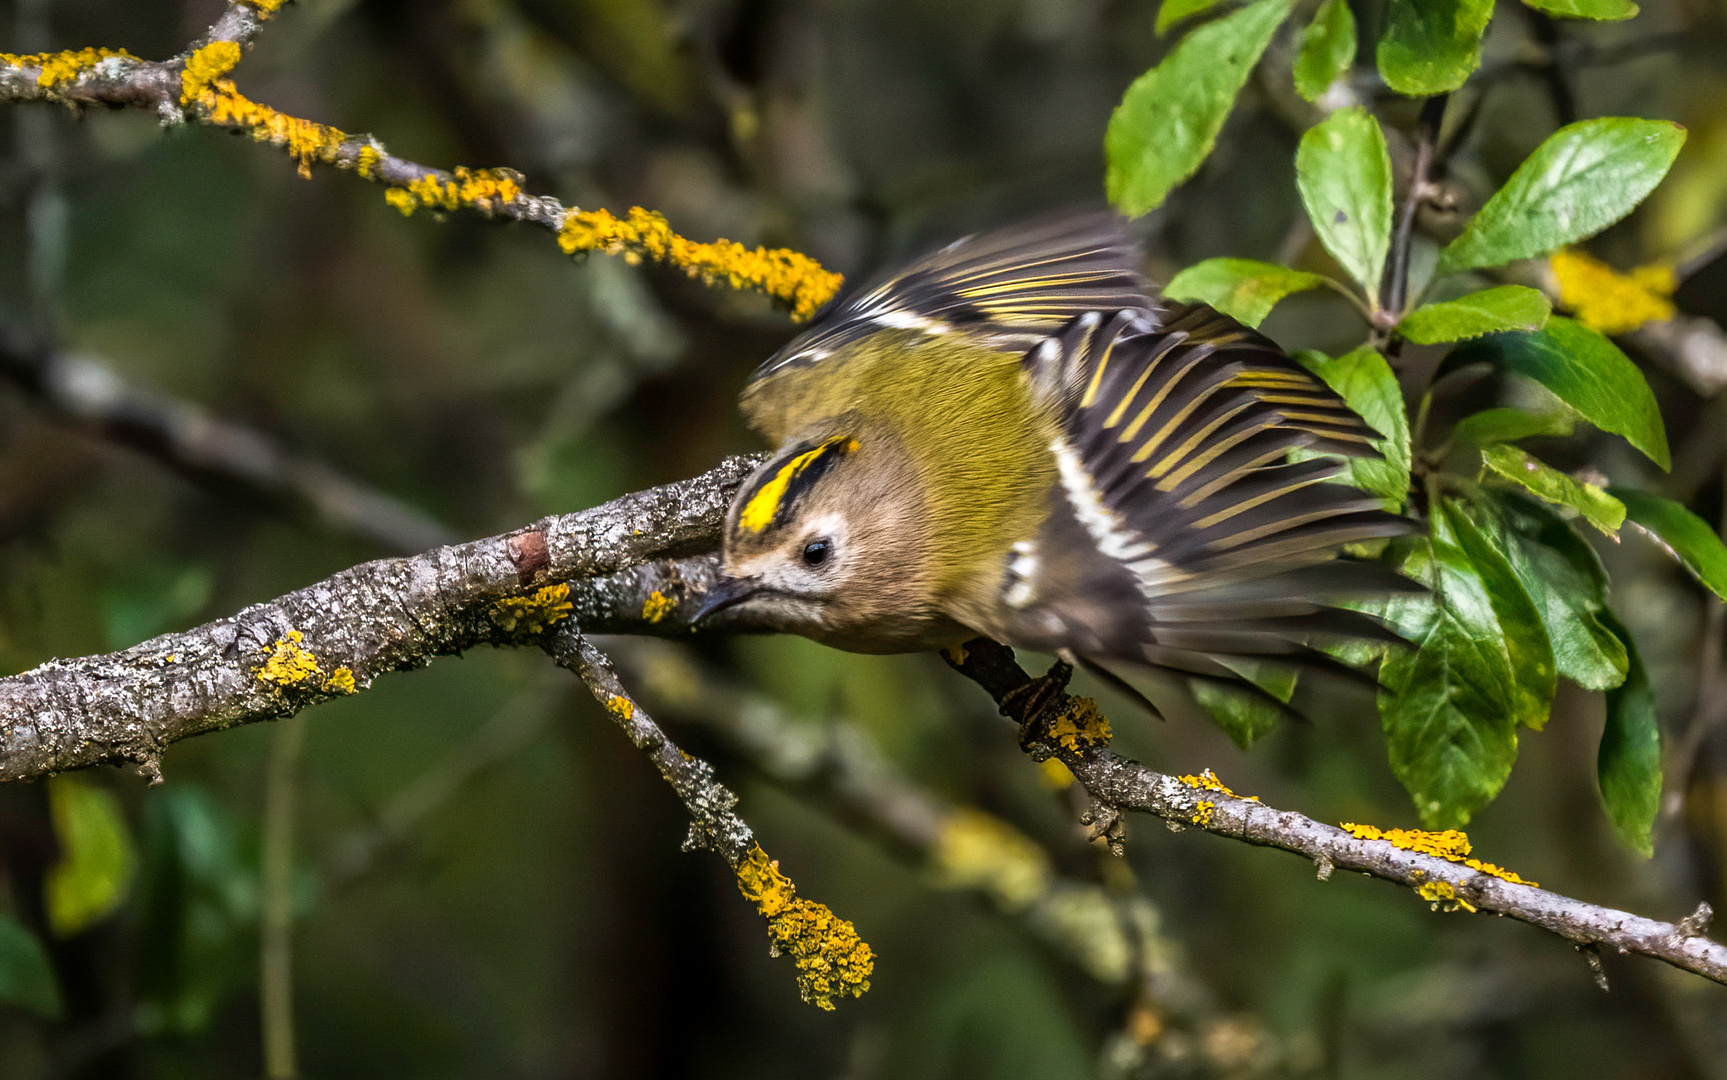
[
  {"left": 491, "top": 583, "right": 574, "bottom": 634},
  {"left": 557, "top": 206, "right": 843, "bottom": 322},
  {"left": 1551, "top": 249, "right": 1677, "bottom": 335},
  {"left": 641, "top": 590, "right": 676, "bottom": 623},
  {"left": 383, "top": 167, "right": 524, "bottom": 217},
  {"left": 735, "top": 844, "right": 873, "bottom": 1010},
  {"left": 1179, "top": 768, "right": 1260, "bottom": 802},
  {"left": 1342, "top": 822, "right": 1538, "bottom": 887},
  {"left": 0, "top": 47, "right": 138, "bottom": 88},
  {"left": 187, "top": 71, "right": 350, "bottom": 178},
  {"left": 1045, "top": 695, "right": 1112, "bottom": 753},
  {"left": 1193, "top": 800, "right": 1215, "bottom": 828}
]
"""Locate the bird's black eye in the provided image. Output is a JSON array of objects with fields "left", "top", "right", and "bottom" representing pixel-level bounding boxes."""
[{"left": 802, "top": 539, "right": 831, "bottom": 567}]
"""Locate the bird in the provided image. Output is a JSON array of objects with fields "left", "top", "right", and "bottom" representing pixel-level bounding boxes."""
[{"left": 694, "top": 211, "right": 1414, "bottom": 716}]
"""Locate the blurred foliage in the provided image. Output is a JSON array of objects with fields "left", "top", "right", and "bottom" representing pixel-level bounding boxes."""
[{"left": 0, "top": 0, "right": 1724, "bottom": 1078}]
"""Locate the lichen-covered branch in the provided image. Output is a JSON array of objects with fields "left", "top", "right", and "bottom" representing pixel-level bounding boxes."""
[
  {"left": 0, "top": 3, "right": 841, "bottom": 321},
  {"left": 0, "top": 454, "right": 1723, "bottom": 993},
  {"left": 941, "top": 638, "right": 1727, "bottom": 988},
  {"left": 547, "top": 629, "right": 873, "bottom": 1010},
  {"left": 0, "top": 323, "right": 455, "bottom": 554},
  {"left": 614, "top": 639, "right": 1298, "bottom": 1076},
  {"left": 0, "top": 455, "right": 760, "bottom": 784}
]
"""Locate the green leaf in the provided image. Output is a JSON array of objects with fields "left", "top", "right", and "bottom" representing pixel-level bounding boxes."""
[
  {"left": 1296, "top": 107, "right": 1394, "bottom": 298},
  {"left": 1451, "top": 317, "right": 1670, "bottom": 469},
  {"left": 1437, "top": 499, "right": 1557, "bottom": 730},
  {"left": 0, "top": 915, "right": 61, "bottom": 1019},
  {"left": 1398, "top": 286, "right": 1551, "bottom": 344},
  {"left": 1609, "top": 487, "right": 1727, "bottom": 601},
  {"left": 1294, "top": 346, "right": 1411, "bottom": 508},
  {"left": 1521, "top": 0, "right": 1638, "bottom": 21},
  {"left": 1480, "top": 444, "right": 1626, "bottom": 535},
  {"left": 1464, "top": 490, "right": 1628, "bottom": 691},
  {"left": 1163, "top": 258, "right": 1327, "bottom": 328},
  {"left": 1106, "top": 0, "right": 1295, "bottom": 217},
  {"left": 1156, "top": 0, "right": 1227, "bottom": 34},
  {"left": 1439, "top": 118, "right": 1687, "bottom": 272},
  {"left": 1449, "top": 407, "right": 1575, "bottom": 453},
  {"left": 1597, "top": 608, "right": 1660, "bottom": 856},
  {"left": 1376, "top": 0, "right": 1494, "bottom": 96},
  {"left": 1190, "top": 661, "right": 1297, "bottom": 749},
  {"left": 1377, "top": 538, "right": 1521, "bottom": 829},
  {"left": 44, "top": 774, "right": 137, "bottom": 939},
  {"left": 1293, "top": 0, "right": 1357, "bottom": 102},
  {"left": 135, "top": 787, "right": 258, "bottom": 1036}
]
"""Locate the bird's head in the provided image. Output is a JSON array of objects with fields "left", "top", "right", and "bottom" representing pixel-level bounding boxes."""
[{"left": 699, "top": 429, "right": 954, "bottom": 650}]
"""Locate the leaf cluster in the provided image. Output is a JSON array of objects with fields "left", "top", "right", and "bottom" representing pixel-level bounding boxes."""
[{"left": 1104, "top": 0, "right": 1713, "bottom": 852}]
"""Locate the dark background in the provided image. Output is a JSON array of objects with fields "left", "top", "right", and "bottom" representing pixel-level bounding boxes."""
[{"left": 1, "top": 0, "right": 1726, "bottom": 1076}]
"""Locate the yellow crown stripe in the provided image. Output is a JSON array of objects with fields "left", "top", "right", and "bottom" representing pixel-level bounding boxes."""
[{"left": 737, "top": 436, "right": 857, "bottom": 533}]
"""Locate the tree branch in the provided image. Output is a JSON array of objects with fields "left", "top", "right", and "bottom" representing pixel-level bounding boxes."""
[
  {"left": 0, "top": 3, "right": 841, "bottom": 321},
  {"left": 942, "top": 638, "right": 1727, "bottom": 988},
  {"left": 0, "top": 455, "right": 761, "bottom": 784},
  {"left": 0, "top": 324, "right": 456, "bottom": 554}
]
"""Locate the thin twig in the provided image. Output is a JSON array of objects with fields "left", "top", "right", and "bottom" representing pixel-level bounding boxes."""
[
  {"left": 0, "top": 325, "right": 457, "bottom": 554},
  {"left": 545, "top": 628, "right": 874, "bottom": 1010},
  {"left": 1380, "top": 95, "right": 1447, "bottom": 330},
  {"left": 943, "top": 638, "right": 1727, "bottom": 988}
]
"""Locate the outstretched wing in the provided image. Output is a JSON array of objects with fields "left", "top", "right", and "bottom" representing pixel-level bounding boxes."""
[
  {"left": 1001, "top": 303, "right": 1416, "bottom": 708},
  {"left": 751, "top": 211, "right": 1153, "bottom": 381}
]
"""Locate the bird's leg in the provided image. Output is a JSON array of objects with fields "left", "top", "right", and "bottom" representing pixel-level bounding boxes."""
[{"left": 999, "top": 658, "right": 1074, "bottom": 754}]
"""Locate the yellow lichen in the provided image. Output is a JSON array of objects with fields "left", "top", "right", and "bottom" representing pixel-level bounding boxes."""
[
  {"left": 641, "top": 590, "right": 676, "bottom": 623},
  {"left": 1178, "top": 768, "right": 1260, "bottom": 802},
  {"left": 245, "top": 0, "right": 292, "bottom": 15},
  {"left": 0, "top": 47, "right": 138, "bottom": 88},
  {"left": 941, "top": 642, "right": 969, "bottom": 666},
  {"left": 384, "top": 167, "right": 524, "bottom": 217},
  {"left": 255, "top": 631, "right": 358, "bottom": 695},
  {"left": 1045, "top": 695, "right": 1112, "bottom": 754},
  {"left": 1342, "top": 822, "right": 1538, "bottom": 887},
  {"left": 180, "top": 41, "right": 240, "bottom": 104},
  {"left": 607, "top": 694, "right": 634, "bottom": 721},
  {"left": 1415, "top": 880, "right": 1477, "bottom": 913},
  {"left": 931, "top": 809, "right": 1050, "bottom": 912},
  {"left": 355, "top": 144, "right": 382, "bottom": 179},
  {"left": 491, "top": 583, "right": 574, "bottom": 635},
  {"left": 557, "top": 206, "right": 843, "bottom": 322},
  {"left": 257, "top": 630, "right": 323, "bottom": 687},
  {"left": 735, "top": 844, "right": 873, "bottom": 1010},
  {"left": 1193, "top": 800, "right": 1215, "bottom": 828},
  {"left": 1551, "top": 248, "right": 1677, "bottom": 335}
]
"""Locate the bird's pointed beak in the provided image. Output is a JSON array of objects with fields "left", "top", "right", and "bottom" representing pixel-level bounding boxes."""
[{"left": 690, "top": 574, "right": 762, "bottom": 624}]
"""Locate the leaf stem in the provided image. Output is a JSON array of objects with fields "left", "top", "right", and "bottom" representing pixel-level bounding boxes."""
[{"left": 1382, "top": 95, "right": 1449, "bottom": 343}]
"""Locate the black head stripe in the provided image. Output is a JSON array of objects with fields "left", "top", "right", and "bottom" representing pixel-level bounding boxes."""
[{"left": 735, "top": 435, "right": 858, "bottom": 535}]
